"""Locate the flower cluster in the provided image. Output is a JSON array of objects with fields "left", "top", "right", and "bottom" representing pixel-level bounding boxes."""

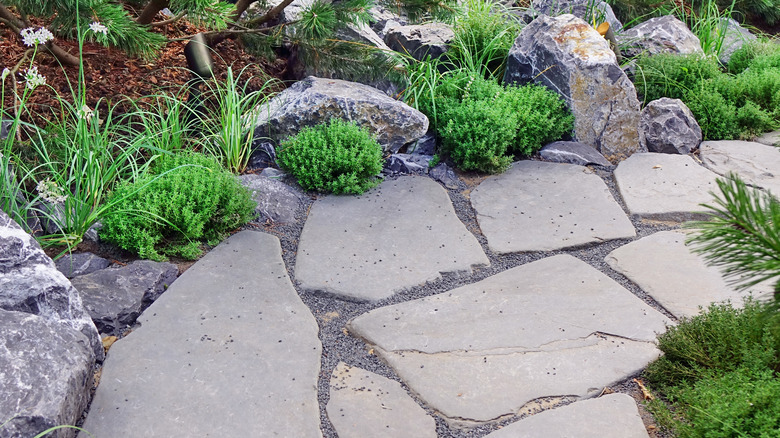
[
  {"left": 89, "top": 22, "right": 108, "bottom": 35},
  {"left": 24, "top": 66, "right": 46, "bottom": 90},
  {"left": 20, "top": 27, "right": 54, "bottom": 47},
  {"left": 36, "top": 179, "right": 67, "bottom": 204}
]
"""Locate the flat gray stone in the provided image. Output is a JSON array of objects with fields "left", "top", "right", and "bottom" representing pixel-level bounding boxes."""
[
  {"left": 539, "top": 141, "right": 611, "bottom": 167},
  {"left": 614, "top": 153, "right": 720, "bottom": 221},
  {"left": 326, "top": 362, "right": 436, "bottom": 438},
  {"left": 700, "top": 140, "right": 780, "bottom": 196},
  {"left": 295, "top": 175, "right": 488, "bottom": 302},
  {"left": 606, "top": 231, "right": 760, "bottom": 318},
  {"left": 81, "top": 231, "right": 322, "bottom": 437},
  {"left": 55, "top": 252, "right": 110, "bottom": 279},
  {"left": 471, "top": 161, "right": 635, "bottom": 253},
  {"left": 484, "top": 394, "right": 649, "bottom": 438},
  {"left": 755, "top": 130, "right": 780, "bottom": 147},
  {"left": 348, "top": 254, "right": 670, "bottom": 424},
  {"left": 0, "top": 310, "right": 95, "bottom": 438}
]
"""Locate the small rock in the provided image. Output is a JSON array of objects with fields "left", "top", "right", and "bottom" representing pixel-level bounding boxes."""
[
  {"left": 384, "top": 22, "right": 454, "bottom": 61},
  {"left": 0, "top": 119, "right": 12, "bottom": 140},
  {"left": 239, "top": 173, "right": 305, "bottom": 223},
  {"left": 247, "top": 141, "right": 277, "bottom": 170},
  {"left": 406, "top": 131, "right": 437, "bottom": 156},
  {"left": 384, "top": 154, "right": 430, "bottom": 175},
  {"left": 71, "top": 260, "right": 178, "bottom": 336},
  {"left": 55, "top": 252, "right": 111, "bottom": 279},
  {"left": 429, "top": 162, "right": 461, "bottom": 190},
  {"left": 640, "top": 97, "right": 702, "bottom": 154},
  {"left": 539, "top": 141, "right": 612, "bottom": 166}
]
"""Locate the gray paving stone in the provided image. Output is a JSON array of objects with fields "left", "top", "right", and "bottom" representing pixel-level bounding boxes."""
[
  {"left": 755, "top": 130, "right": 780, "bottom": 147},
  {"left": 295, "top": 175, "right": 488, "bottom": 302},
  {"left": 700, "top": 140, "right": 780, "bottom": 196},
  {"left": 614, "top": 153, "right": 720, "bottom": 221},
  {"left": 326, "top": 362, "right": 436, "bottom": 438},
  {"left": 348, "top": 254, "right": 670, "bottom": 424},
  {"left": 80, "top": 231, "right": 322, "bottom": 438},
  {"left": 606, "top": 230, "right": 768, "bottom": 318},
  {"left": 471, "top": 161, "right": 635, "bottom": 253},
  {"left": 484, "top": 394, "right": 649, "bottom": 438}
]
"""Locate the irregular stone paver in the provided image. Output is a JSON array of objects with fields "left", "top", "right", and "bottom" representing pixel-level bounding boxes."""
[
  {"left": 81, "top": 231, "right": 322, "bottom": 438},
  {"left": 756, "top": 130, "right": 780, "bottom": 147},
  {"left": 614, "top": 153, "right": 720, "bottom": 221},
  {"left": 606, "top": 230, "right": 768, "bottom": 318},
  {"left": 484, "top": 394, "right": 649, "bottom": 438},
  {"left": 327, "top": 362, "right": 436, "bottom": 438},
  {"left": 295, "top": 175, "right": 488, "bottom": 302},
  {"left": 700, "top": 140, "right": 780, "bottom": 196},
  {"left": 471, "top": 161, "right": 635, "bottom": 253},
  {"left": 348, "top": 254, "right": 670, "bottom": 424}
]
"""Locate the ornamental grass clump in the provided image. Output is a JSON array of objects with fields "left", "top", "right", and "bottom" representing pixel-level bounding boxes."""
[
  {"left": 277, "top": 119, "right": 383, "bottom": 195},
  {"left": 100, "top": 153, "right": 256, "bottom": 261}
]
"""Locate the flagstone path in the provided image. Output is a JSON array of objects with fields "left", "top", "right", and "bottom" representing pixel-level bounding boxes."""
[{"left": 81, "top": 141, "right": 780, "bottom": 438}]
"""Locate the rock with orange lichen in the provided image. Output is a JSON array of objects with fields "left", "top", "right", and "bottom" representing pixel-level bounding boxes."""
[{"left": 503, "top": 14, "right": 645, "bottom": 163}]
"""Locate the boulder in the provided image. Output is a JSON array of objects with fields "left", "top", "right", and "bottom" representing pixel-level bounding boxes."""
[
  {"left": 238, "top": 173, "right": 305, "bottom": 223},
  {"left": 252, "top": 76, "right": 428, "bottom": 154},
  {"left": 530, "top": 0, "right": 622, "bottom": 32},
  {"left": 70, "top": 260, "right": 178, "bottom": 336},
  {"left": 539, "top": 140, "right": 612, "bottom": 166},
  {"left": 55, "top": 252, "right": 111, "bottom": 279},
  {"left": 619, "top": 15, "right": 703, "bottom": 58},
  {"left": 369, "top": 5, "right": 408, "bottom": 38},
  {"left": 504, "top": 14, "right": 645, "bottom": 162},
  {"left": 715, "top": 18, "right": 757, "bottom": 66},
  {"left": 383, "top": 22, "right": 454, "bottom": 61},
  {"left": 0, "top": 210, "right": 103, "bottom": 360},
  {"left": 640, "top": 97, "right": 702, "bottom": 154},
  {"left": 0, "top": 310, "right": 95, "bottom": 438}
]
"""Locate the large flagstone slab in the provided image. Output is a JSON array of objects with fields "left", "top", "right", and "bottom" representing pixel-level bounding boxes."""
[
  {"left": 606, "top": 230, "right": 768, "bottom": 318},
  {"left": 348, "top": 254, "right": 670, "bottom": 424},
  {"left": 484, "top": 394, "right": 649, "bottom": 438},
  {"left": 700, "top": 140, "right": 780, "bottom": 196},
  {"left": 81, "top": 231, "right": 323, "bottom": 438},
  {"left": 295, "top": 175, "right": 489, "bottom": 302},
  {"left": 326, "top": 362, "right": 436, "bottom": 438},
  {"left": 471, "top": 161, "right": 635, "bottom": 253},
  {"left": 614, "top": 153, "right": 720, "bottom": 220}
]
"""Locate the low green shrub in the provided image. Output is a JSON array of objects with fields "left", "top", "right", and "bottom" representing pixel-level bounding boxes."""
[
  {"left": 100, "top": 153, "right": 256, "bottom": 261},
  {"left": 277, "top": 119, "right": 383, "bottom": 195},
  {"left": 636, "top": 53, "right": 780, "bottom": 140},
  {"left": 646, "top": 300, "right": 778, "bottom": 389},
  {"left": 435, "top": 74, "right": 573, "bottom": 173}
]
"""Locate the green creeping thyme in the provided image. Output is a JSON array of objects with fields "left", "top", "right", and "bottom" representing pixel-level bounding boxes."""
[
  {"left": 277, "top": 119, "right": 383, "bottom": 195},
  {"left": 100, "top": 153, "right": 256, "bottom": 261}
]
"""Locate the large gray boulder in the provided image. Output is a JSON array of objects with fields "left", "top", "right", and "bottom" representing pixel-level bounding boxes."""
[
  {"left": 0, "top": 310, "right": 96, "bottom": 438},
  {"left": 252, "top": 76, "right": 429, "bottom": 154},
  {"left": 504, "top": 14, "right": 645, "bottom": 162},
  {"left": 239, "top": 173, "right": 306, "bottom": 224},
  {"left": 715, "top": 18, "right": 757, "bottom": 65},
  {"left": 619, "top": 15, "right": 703, "bottom": 58},
  {"left": 71, "top": 260, "right": 178, "bottom": 336},
  {"left": 640, "top": 97, "right": 702, "bottom": 154},
  {"left": 531, "top": 0, "right": 622, "bottom": 32},
  {"left": 0, "top": 210, "right": 102, "bottom": 359},
  {"left": 383, "top": 21, "right": 454, "bottom": 61}
]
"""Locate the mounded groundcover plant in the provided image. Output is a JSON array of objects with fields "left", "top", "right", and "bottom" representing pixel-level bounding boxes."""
[
  {"left": 100, "top": 152, "right": 256, "bottom": 261},
  {"left": 277, "top": 119, "right": 384, "bottom": 195}
]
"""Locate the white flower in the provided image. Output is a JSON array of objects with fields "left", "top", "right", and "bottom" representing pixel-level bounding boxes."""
[
  {"left": 20, "top": 27, "right": 54, "bottom": 47},
  {"left": 1, "top": 68, "right": 10, "bottom": 81},
  {"left": 79, "top": 104, "right": 94, "bottom": 120},
  {"left": 89, "top": 22, "right": 108, "bottom": 35},
  {"left": 36, "top": 179, "right": 67, "bottom": 204},
  {"left": 24, "top": 66, "right": 46, "bottom": 90}
]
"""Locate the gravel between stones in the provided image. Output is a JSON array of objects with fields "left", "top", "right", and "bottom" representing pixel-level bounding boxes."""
[{"left": 250, "top": 159, "right": 678, "bottom": 438}]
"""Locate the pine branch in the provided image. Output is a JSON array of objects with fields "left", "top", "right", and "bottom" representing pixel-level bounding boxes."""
[{"left": 687, "top": 174, "right": 780, "bottom": 294}]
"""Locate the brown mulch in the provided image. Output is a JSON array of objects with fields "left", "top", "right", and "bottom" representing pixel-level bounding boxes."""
[{"left": 0, "top": 14, "right": 289, "bottom": 126}]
